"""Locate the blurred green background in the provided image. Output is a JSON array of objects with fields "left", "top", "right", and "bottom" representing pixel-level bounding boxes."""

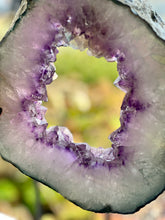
[
  {"left": 0, "top": 3, "right": 165, "bottom": 220},
  {"left": 45, "top": 47, "right": 123, "bottom": 148}
]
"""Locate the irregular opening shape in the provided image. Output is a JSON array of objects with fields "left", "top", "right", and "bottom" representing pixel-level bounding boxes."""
[
  {"left": 45, "top": 46, "right": 122, "bottom": 147},
  {"left": 0, "top": 0, "right": 165, "bottom": 214}
]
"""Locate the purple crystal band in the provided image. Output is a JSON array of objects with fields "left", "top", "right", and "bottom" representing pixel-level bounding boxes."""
[{"left": 19, "top": 9, "right": 149, "bottom": 168}]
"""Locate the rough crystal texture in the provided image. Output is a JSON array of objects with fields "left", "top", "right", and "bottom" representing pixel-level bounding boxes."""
[{"left": 0, "top": 0, "right": 165, "bottom": 214}]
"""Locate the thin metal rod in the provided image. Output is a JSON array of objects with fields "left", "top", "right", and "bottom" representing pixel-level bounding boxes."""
[
  {"left": 33, "top": 180, "right": 42, "bottom": 220},
  {"left": 105, "top": 213, "right": 111, "bottom": 220}
]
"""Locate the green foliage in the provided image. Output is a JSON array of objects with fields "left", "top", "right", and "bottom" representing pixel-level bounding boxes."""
[
  {"left": 45, "top": 47, "right": 123, "bottom": 147},
  {"left": 55, "top": 47, "right": 118, "bottom": 83},
  {"left": 0, "top": 178, "right": 19, "bottom": 202}
]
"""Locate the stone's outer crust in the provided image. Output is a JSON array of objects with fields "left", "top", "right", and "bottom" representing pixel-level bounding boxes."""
[
  {"left": 118, "top": 0, "right": 165, "bottom": 40},
  {"left": 0, "top": 0, "right": 28, "bottom": 42},
  {"left": 0, "top": 0, "right": 165, "bottom": 214}
]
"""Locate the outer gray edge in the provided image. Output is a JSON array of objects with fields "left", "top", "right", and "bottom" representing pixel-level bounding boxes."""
[
  {"left": 10, "top": 0, "right": 28, "bottom": 29},
  {"left": 117, "top": 0, "right": 165, "bottom": 40}
]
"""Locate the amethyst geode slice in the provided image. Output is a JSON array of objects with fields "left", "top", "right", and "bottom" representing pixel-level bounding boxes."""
[{"left": 0, "top": 0, "right": 165, "bottom": 214}]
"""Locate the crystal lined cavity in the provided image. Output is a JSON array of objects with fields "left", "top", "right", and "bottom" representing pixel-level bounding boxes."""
[{"left": 19, "top": 11, "right": 151, "bottom": 168}]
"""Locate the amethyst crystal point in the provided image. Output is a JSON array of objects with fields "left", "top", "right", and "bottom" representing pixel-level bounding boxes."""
[{"left": 0, "top": 0, "right": 165, "bottom": 214}]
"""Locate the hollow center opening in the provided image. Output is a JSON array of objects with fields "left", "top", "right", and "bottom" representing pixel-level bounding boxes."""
[{"left": 44, "top": 46, "right": 125, "bottom": 148}]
